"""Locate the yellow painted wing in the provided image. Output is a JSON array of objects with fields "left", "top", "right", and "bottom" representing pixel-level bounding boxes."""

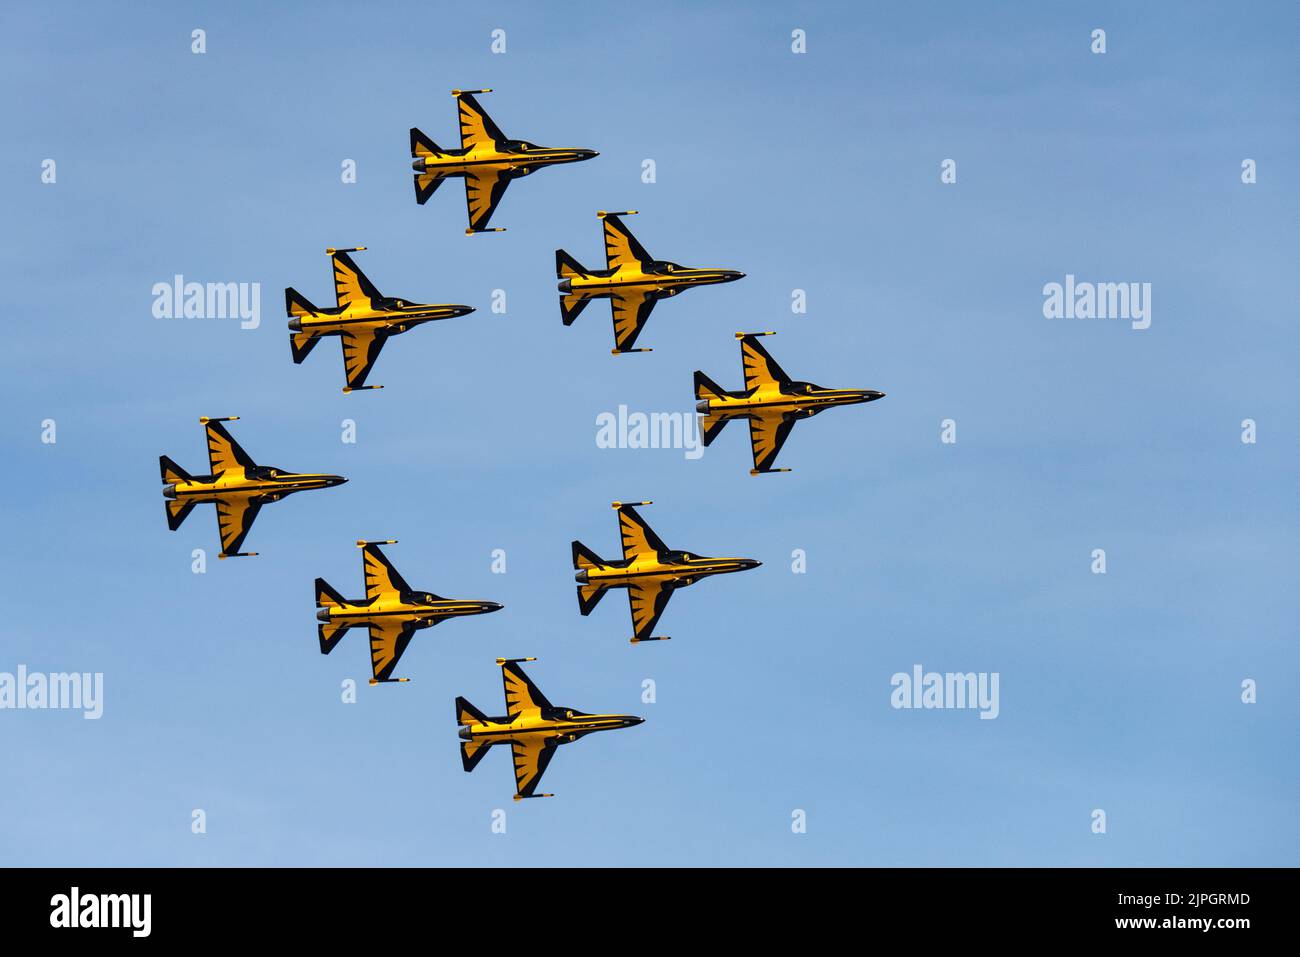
[
  {"left": 510, "top": 734, "right": 559, "bottom": 798},
  {"left": 368, "top": 618, "right": 418, "bottom": 682},
  {"left": 616, "top": 504, "right": 669, "bottom": 559},
  {"left": 331, "top": 251, "right": 382, "bottom": 309},
  {"left": 748, "top": 412, "right": 798, "bottom": 473},
  {"left": 205, "top": 420, "right": 256, "bottom": 475},
  {"left": 627, "top": 578, "right": 673, "bottom": 641},
  {"left": 456, "top": 92, "right": 506, "bottom": 149},
  {"left": 602, "top": 214, "right": 653, "bottom": 269},
  {"left": 740, "top": 335, "right": 793, "bottom": 391},
  {"left": 609, "top": 291, "right": 656, "bottom": 352},
  {"left": 501, "top": 660, "right": 554, "bottom": 718},
  {"left": 214, "top": 493, "right": 263, "bottom": 556},
  {"left": 340, "top": 329, "right": 388, "bottom": 390},
  {"left": 361, "top": 543, "right": 413, "bottom": 600},
  {"left": 463, "top": 167, "right": 511, "bottom": 231}
]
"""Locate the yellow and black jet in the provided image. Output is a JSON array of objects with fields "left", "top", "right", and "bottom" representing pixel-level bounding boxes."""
[
  {"left": 457, "top": 657, "right": 643, "bottom": 800},
  {"left": 571, "top": 502, "right": 760, "bottom": 643},
  {"left": 316, "top": 540, "right": 503, "bottom": 685},
  {"left": 556, "top": 210, "right": 745, "bottom": 354},
  {"left": 285, "top": 247, "right": 474, "bottom": 393},
  {"left": 695, "top": 332, "right": 886, "bottom": 475},
  {"left": 160, "top": 417, "right": 346, "bottom": 558},
  {"left": 410, "top": 89, "right": 598, "bottom": 234}
]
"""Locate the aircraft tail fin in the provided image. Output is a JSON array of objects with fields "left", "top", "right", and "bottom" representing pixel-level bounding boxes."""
[
  {"left": 571, "top": 540, "right": 605, "bottom": 571},
  {"left": 163, "top": 497, "right": 197, "bottom": 531},
  {"left": 456, "top": 695, "right": 489, "bottom": 726},
  {"left": 460, "top": 737, "right": 495, "bottom": 772},
  {"left": 316, "top": 577, "right": 353, "bottom": 654},
  {"left": 159, "top": 454, "right": 191, "bottom": 485},
  {"left": 315, "top": 577, "right": 346, "bottom": 608},
  {"left": 413, "top": 170, "right": 447, "bottom": 205},
  {"left": 555, "top": 249, "right": 589, "bottom": 280},
  {"left": 410, "top": 127, "right": 444, "bottom": 158},
  {"left": 694, "top": 370, "right": 728, "bottom": 402},
  {"left": 576, "top": 581, "right": 610, "bottom": 615},
  {"left": 286, "top": 289, "right": 324, "bottom": 363}
]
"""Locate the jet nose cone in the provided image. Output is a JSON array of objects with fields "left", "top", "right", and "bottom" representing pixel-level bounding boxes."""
[
  {"left": 483, "top": 601, "right": 504, "bottom": 613},
  {"left": 742, "top": 559, "right": 762, "bottom": 570},
  {"left": 326, "top": 475, "right": 348, "bottom": 487},
  {"left": 629, "top": 716, "right": 644, "bottom": 726},
  {"left": 723, "top": 270, "right": 746, "bottom": 282},
  {"left": 454, "top": 305, "right": 476, "bottom": 318},
  {"left": 316, "top": 609, "right": 332, "bottom": 623},
  {"left": 577, "top": 149, "right": 599, "bottom": 160}
]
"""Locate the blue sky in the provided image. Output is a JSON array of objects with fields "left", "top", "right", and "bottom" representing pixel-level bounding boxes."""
[{"left": 1, "top": 0, "right": 1296, "bottom": 866}]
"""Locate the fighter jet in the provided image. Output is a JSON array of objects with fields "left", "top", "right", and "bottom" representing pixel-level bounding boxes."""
[
  {"left": 410, "top": 89, "right": 598, "bottom": 234},
  {"left": 695, "top": 332, "right": 886, "bottom": 475},
  {"left": 571, "top": 502, "right": 760, "bottom": 643},
  {"left": 556, "top": 210, "right": 745, "bottom": 354},
  {"left": 316, "top": 540, "right": 504, "bottom": 685},
  {"left": 457, "top": 657, "right": 643, "bottom": 800},
  {"left": 160, "top": 417, "right": 346, "bottom": 559},
  {"left": 285, "top": 247, "right": 475, "bottom": 393}
]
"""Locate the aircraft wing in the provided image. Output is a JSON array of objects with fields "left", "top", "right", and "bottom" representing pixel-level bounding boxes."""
[
  {"left": 616, "top": 503, "right": 670, "bottom": 559},
  {"left": 340, "top": 329, "right": 388, "bottom": 391},
  {"left": 740, "top": 334, "right": 793, "bottom": 391},
  {"left": 463, "top": 167, "right": 511, "bottom": 231},
  {"left": 609, "top": 291, "right": 657, "bottom": 353},
  {"left": 749, "top": 411, "right": 799, "bottom": 473},
  {"left": 602, "top": 214, "right": 653, "bottom": 269},
  {"left": 502, "top": 660, "right": 555, "bottom": 719},
  {"left": 368, "top": 617, "right": 419, "bottom": 682},
  {"left": 361, "top": 543, "right": 414, "bottom": 599},
  {"left": 331, "top": 250, "right": 382, "bottom": 309},
  {"left": 214, "top": 493, "right": 263, "bottom": 556},
  {"left": 205, "top": 420, "right": 257, "bottom": 475},
  {"left": 511, "top": 733, "right": 560, "bottom": 799},
  {"left": 456, "top": 92, "right": 506, "bottom": 149},
  {"left": 627, "top": 578, "right": 673, "bottom": 641}
]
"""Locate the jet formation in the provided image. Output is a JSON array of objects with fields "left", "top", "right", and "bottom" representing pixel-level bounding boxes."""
[
  {"left": 160, "top": 417, "right": 345, "bottom": 558},
  {"left": 286, "top": 247, "right": 475, "bottom": 393},
  {"left": 316, "top": 540, "right": 503, "bottom": 684},
  {"left": 410, "top": 89, "right": 597, "bottom": 233},
  {"left": 572, "top": 502, "right": 760, "bottom": 642},
  {"left": 457, "top": 658, "right": 643, "bottom": 800},
  {"left": 696, "top": 332, "right": 886, "bottom": 474},
  {"left": 556, "top": 211, "right": 745, "bottom": 354}
]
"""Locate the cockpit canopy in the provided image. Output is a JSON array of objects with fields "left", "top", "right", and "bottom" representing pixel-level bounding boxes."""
[
  {"left": 645, "top": 261, "right": 683, "bottom": 275},
  {"left": 378, "top": 297, "right": 408, "bottom": 310},
  {"left": 500, "top": 139, "right": 540, "bottom": 153},
  {"left": 662, "top": 549, "right": 699, "bottom": 563},
  {"left": 249, "top": 465, "right": 288, "bottom": 479}
]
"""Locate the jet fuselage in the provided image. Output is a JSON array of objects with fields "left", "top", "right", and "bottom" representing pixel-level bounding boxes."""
[
  {"left": 559, "top": 262, "right": 744, "bottom": 300},
  {"left": 287, "top": 300, "right": 473, "bottom": 336},
  {"left": 575, "top": 552, "right": 760, "bottom": 587},
  {"left": 459, "top": 710, "right": 643, "bottom": 741},
  {"left": 163, "top": 467, "right": 346, "bottom": 501},
  {"left": 317, "top": 596, "right": 502, "bottom": 628},
  {"left": 698, "top": 382, "right": 886, "bottom": 417},
  {"left": 413, "top": 142, "right": 597, "bottom": 178}
]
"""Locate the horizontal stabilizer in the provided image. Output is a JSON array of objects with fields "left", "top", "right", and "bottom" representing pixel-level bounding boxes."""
[
  {"left": 460, "top": 738, "right": 495, "bottom": 772},
  {"left": 164, "top": 497, "right": 196, "bottom": 531},
  {"left": 410, "top": 127, "right": 443, "bottom": 157},
  {"left": 555, "top": 249, "right": 588, "bottom": 280},
  {"left": 285, "top": 287, "right": 317, "bottom": 318},
  {"left": 571, "top": 540, "right": 605, "bottom": 570},
  {"left": 318, "top": 618, "right": 353, "bottom": 655},
  {"left": 694, "top": 370, "right": 728, "bottom": 402},
  {"left": 159, "top": 454, "right": 191, "bottom": 485},
  {"left": 456, "top": 695, "right": 488, "bottom": 726},
  {"left": 576, "top": 582, "right": 609, "bottom": 616}
]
